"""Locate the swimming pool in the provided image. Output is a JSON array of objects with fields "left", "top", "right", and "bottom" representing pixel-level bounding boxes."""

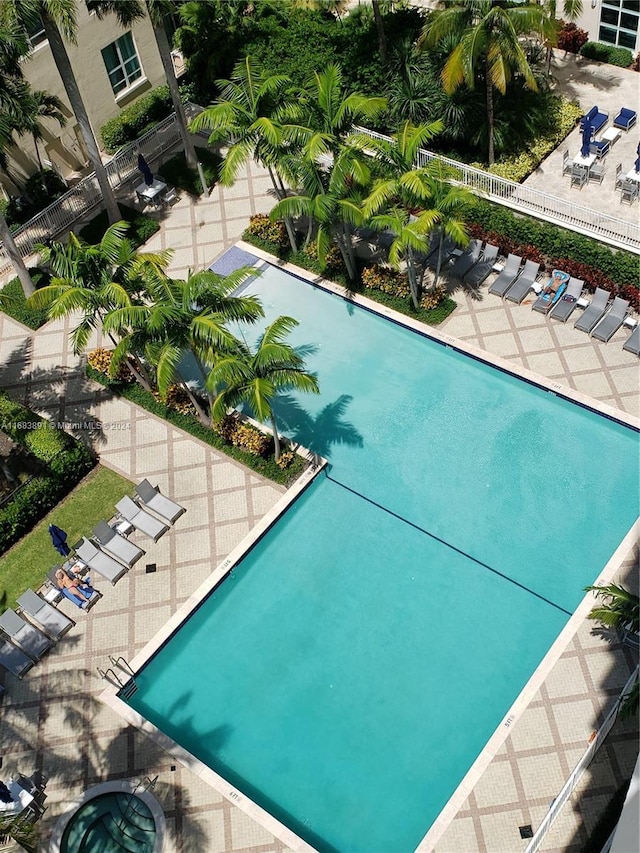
[
  {"left": 122, "top": 262, "right": 638, "bottom": 852},
  {"left": 58, "top": 792, "right": 156, "bottom": 852}
]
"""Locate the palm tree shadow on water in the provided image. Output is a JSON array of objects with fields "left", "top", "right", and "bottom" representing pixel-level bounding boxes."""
[{"left": 273, "top": 393, "right": 364, "bottom": 460}]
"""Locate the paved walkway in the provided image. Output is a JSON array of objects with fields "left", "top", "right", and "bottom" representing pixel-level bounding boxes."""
[{"left": 0, "top": 139, "right": 637, "bottom": 853}]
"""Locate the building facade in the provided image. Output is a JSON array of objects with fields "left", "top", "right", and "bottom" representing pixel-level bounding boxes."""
[
  {"left": 2, "top": 3, "right": 167, "bottom": 196},
  {"left": 576, "top": 0, "right": 640, "bottom": 53}
]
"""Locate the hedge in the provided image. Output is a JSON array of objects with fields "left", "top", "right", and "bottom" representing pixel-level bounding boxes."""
[
  {"left": 100, "top": 81, "right": 197, "bottom": 152},
  {"left": 0, "top": 394, "right": 95, "bottom": 553},
  {"left": 579, "top": 42, "right": 633, "bottom": 67},
  {"left": 158, "top": 147, "right": 222, "bottom": 196},
  {"left": 78, "top": 204, "right": 160, "bottom": 246},
  {"left": 0, "top": 268, "right": 51, "bottom": 329},
  {"left": 85, "top": 366, "right": 306, "bottom": 486}
]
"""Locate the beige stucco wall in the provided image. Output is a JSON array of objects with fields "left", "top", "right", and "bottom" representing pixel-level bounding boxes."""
[{"left": 2, "top": 3, "right": 165, "bottom": 194}]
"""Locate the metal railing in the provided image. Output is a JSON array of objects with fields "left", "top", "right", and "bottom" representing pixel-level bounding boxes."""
[
  {"left": 0, "top": 108, "right": 190, "bottom": 277},
  {"left": 354, "top": 126, "right": 640, "bottom": 254},
  {"left": 523, "top": 666, "right": 639, "bottom": 853}
]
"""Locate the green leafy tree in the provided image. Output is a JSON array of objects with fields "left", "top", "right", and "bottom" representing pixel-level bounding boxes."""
[
  {"left": 17, "top": 89, "right": 66, "bottom": 176},
  {"left": 420, "top": 1, "right": 547, "bottom": 164},
  {"left": 208, "top": 315, "right": 319, "bottom": 461},
  {"left": 585, "top": 582, "right": 639, "bottom": 719},
  {"left": 87, "top": 0, "right": 199, "bottom": 169},
  {"left": 28, "top": 223, "right": 171, "bottom": 362},
  {"left": 104, "top": 266, "right": 264, "bottom": 425},
  {"left": 3, "top": 0, "right": 122, "bottom": 223}
]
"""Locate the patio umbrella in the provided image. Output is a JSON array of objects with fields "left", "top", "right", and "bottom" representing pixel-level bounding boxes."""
[
  {"left": 636, "top": 143, "right": 640, "bottom": 173},
  {"left": 49, "top": 524, "right": 70, "bottom": 556},
  {"left": 137, "top": 153, "right": 153, "bottom": 186},
  {"left": 580, "top": 115, "right": 592, "bottom": 158}
]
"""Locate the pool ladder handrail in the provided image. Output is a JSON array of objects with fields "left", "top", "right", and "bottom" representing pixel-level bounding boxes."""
[
  {"left": 109, "top": 655, "right": 134, "bottom": 675},
  {"left": 97, "top": 666, "right": 125, "bottom": 687}
]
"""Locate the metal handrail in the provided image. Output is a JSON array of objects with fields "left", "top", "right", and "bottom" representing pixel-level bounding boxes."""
[{"left": 353, "top": 126, "right": 640, "bottom": 254}]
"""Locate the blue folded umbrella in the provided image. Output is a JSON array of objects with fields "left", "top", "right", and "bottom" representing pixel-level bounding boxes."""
[{"left": 49, "top": 524, "right": 70, "bottom": 556}]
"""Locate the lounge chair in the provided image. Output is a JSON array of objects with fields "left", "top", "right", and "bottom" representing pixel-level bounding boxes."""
[
  {"left": 488, "top": 253, "right": 522, "bottom": 297},
  {"left": 448, "top": 239, "right": 482, "bottom": 280},
  {"left": 115, "top": 496, "right": 169, "bottom": 542},
  {"left": 0, "top": 638, "right": 34, "bottom": 678},
  {"left": 74, "top": 537, "right": 128, "bottom": 585},
  {"left": 504, "top": 260, "right": 541, "bottom": 304},
  {"left": 574, "top": 287, "right": 611, "bottom": 333},
  {"left": 425, "top": 236, "right": 456, "bottom": 271},
  {"left": 549, "top": 278, "right": 584, "bottom": 322},
  {"left": 46, "top": 567, "right": 99, "bottom": 610},
  {"left": 613, "top": 107, "right": 637, "bottom": 131},
  {"left": 93, "top": 521, "right": 145, "bottom": 567},
  {"left": 17, "top": 589, "right": 74, "bottom": 641},
  {"left": 134, "top": 480, "right": 186, "bottom": 525},
  {"left": 622, "top": 324, "right": 640, "bottom": 356},
  {"left": 531, "top": 271, "right": 569, "bottom": 314},
  {"left": 0, "top": 610, "right": 52, "bottom": 661},
  {"left": 462, "top": 244, "right": 499, "bottom": 288},
  {"left": 591, "top": 297, "right": 630, "bottom": 342}
]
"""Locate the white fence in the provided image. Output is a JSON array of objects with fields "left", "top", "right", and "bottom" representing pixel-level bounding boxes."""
[
  {"left": 354, "top": 126, "right": 640, "bottom": 255},
  {"left": 0, "top": 109, "right": 193, "bottom": 277},
  {"left": 523, "top": 666, "right": 639, "bottom": 853}
]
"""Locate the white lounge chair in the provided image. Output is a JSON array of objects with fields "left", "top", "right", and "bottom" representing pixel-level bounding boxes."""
[
  {"left": 116, "top": 496, "right": 169, "bottom": 542},
  {"left": 17, "top": 589, "right": 74, "bottom": 641},
  {"left": 0, "top": 639, "right": 34, "bottom": 678},
  {"left": 74, "top": 537, "right": 129, "bottom": 585},
  {"left": 0, "top": 610, "right": 52, "bottom": 661},
  {"left": 93, "top": 521, "right": 145, "bottom": 567},
  {"left": 134, "top": 479, "right": 186, "bottom": 524}
]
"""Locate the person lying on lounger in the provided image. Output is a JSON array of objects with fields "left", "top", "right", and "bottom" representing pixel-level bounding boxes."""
[
  {"left": 55, "top": 569, "right": 95, "bottom": 602},
  {"left": 542, "top": 270, "right": 569, "bottom": 297}
]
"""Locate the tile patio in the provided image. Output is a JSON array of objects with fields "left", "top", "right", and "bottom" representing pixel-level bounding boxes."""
[{"left": 0, "top": 80, "right": 638, "bottom": 853}]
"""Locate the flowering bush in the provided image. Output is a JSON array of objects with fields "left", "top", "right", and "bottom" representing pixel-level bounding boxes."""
[
  {"left": 87, "top": 348, "right": 134, "bottom": 383},
  {"left": 362, "top": 264, "right": 446, "bottom": 309},
  {"left": 557, "top": 21, "right": 589, "bottom": 54},
  {"left": 276, "top": 450, "right": 296, "bottom": 469},
  {"left": 244, "top": 214, "right": 288, "bottom": 249},
  {"left": 212, "top": 415, "right": 272, "bottom": 456},
  {"left": 304, "top": 240, "right": 344, "bottom": 272},
  {"left": 153, "top": 384, "right": 198, "bottom": 416}
]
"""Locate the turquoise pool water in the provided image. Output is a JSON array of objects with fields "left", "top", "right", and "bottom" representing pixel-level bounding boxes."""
[
  {"left": 60, "top": 792, "right": 156, "bottom": 852},
  {"left": 127, "top": 264, "right": 638, "bottom": 852}
]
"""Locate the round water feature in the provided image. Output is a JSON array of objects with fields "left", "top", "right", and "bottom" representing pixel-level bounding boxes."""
[{"left": 49, "top": 781, "right": 165, "bottom": 853}]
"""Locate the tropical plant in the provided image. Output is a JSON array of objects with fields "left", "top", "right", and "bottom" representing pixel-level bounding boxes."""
[
  {"left": 27, "top": 222, "right": 171, "bottom": 358},
  {"left": 3, "top": 0, "right": 121, "bottom": 224},
  {"left": 541, "top": 1, "right": 583, "bottom": 70},
  {"left": 103, "top": 266, "right": 264, "bottom": 425},
  {"left": 208, "top": 315, "right": 319, "bottom": 461},
  {"left": 419, "top": 1, "right": 549, "bottom": 164},
  {"left": 16, "top": 88, "right": 66, "bottom": 178},
  {"left": 87, "top": 0, "right": 199, "bottom": 169},
  {"left": 585, "top": 581, "right": 639, "bottom": 718}
]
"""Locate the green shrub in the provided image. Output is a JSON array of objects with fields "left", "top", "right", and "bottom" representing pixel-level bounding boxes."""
[
  {"left": 245, "top": 215, "right": 288, "bottom": 249},
  {"left": 100, "top": 82, "right": 197, "bottom": 152},
  {"left": 78, "top": 203, "right": 160, "bottom": 246},
  {"left": 158, "top": 147, "right": 222, "bottom": 195},
  {"left": 0, "top": 393, "right": 95, "bottom": 553},
  {"left": 486, "top": 97, "right": 583, "bottom": 182},
  {"left": 0, "top": 268, "right": 51, "bottom": 329},
  {"left": 579, "top": 42, "right": 633, "bottom": 67}
]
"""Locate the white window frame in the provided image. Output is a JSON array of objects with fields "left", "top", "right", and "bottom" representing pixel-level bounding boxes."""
[
  {"left": 599, "top": 0, "right": 640, "bottom": 48},
  {"left": 101, "top": 32, "right": 143, "bottom": 96}
]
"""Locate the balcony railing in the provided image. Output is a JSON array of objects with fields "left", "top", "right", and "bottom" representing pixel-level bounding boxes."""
[{"left": 354, "top": 126, "right": 640, "bottom": 255}]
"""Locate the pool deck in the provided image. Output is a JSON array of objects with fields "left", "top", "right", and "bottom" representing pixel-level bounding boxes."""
[{"left": 0, "top": 123, "right": 638, "bottom": 851}]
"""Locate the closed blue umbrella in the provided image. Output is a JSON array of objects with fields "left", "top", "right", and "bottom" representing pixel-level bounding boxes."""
[
  {"left": 636, "top": 143, "right": 640, "bottom": 173},
  {"left": 137, "top": 153, "right": 153, "bottom": 186},
  {"left": 49, "top": 524, "right": 70, "bottom": 556},
  {"left": 580, "top": 115, "right": 593, "bottom": 158}
]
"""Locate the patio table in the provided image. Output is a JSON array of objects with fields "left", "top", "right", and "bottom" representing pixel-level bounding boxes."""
[
  {"left": 135, "top": 178, "right": 167, "bottom": 205},
  {"left": 572, "top": 152, "right": 597, "bottom": 168},
  {"left": 602, "top": 127, "right": 622, "bottom": 146}
]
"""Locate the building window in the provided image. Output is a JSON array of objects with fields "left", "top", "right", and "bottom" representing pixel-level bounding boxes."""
[
  {"left": 599, "top": 0, "right": 639, "bottom": 48},
  {"left": 101, "top": 32, "right": 142, "bottom": 95},
  {"left": 25, "top": 16, "right": 47, "bottom": 49}
]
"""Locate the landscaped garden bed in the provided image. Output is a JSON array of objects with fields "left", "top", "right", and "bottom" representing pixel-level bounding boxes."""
[{"left": 0, "top": 268, "right": 51, "bottom": 329}]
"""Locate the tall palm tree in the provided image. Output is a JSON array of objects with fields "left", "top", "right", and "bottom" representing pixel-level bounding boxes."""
[
  {"left": 28, "top": 222, "right": 171, "bottom": 359},
  {"left": 420, "top": 1, "right": 547, "bottom": 165},
  {"left": 3, "top": 0, "right": 121, "bottom": 223},
  {"left": 585, "top": 581, "right": 639, "bottom": 718},
  {"left": 104, "top": 267, "right": 264, "bottom": 425},
  {"left": 190, "top": 57, "right": 301, "bottom": 250},
  {"left": 18, "top": 89, "right": 67, "bottom": 175},
  {"left": 87, "top": 0, "right": 199, "bottom": 169},
  {"left": 0, "top": 18, "right": 37, "bottom": 297},
  {"left": 208, "top": 315, "right": 319, "bottom": 461}
]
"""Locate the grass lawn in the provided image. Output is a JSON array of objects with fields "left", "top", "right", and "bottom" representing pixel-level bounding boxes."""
[{"left": 0, "top": 466, "right": 132, "bottom": 610}]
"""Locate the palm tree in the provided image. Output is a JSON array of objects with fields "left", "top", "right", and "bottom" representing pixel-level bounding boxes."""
[
  {"left": 104, "top": 267, "right": 264, "bottom": 425},
  {"left": 87, "top": 0, "right": 199, "bottom": 169},
  {"left": 4, "top": 0, "right": 121, "bottom": 223},
  {"left": 420, "top": 1, "right": 547, "bottom": 165},
  {"left": 28, "top": 222, "right": 171, "bottom": 360},
  {"left": 585, "top": 581, "right": 639, "bottom": 718},
  {"left": 0, "top": 18, "right": 37, "bottom": 297},
  {"left": 17, "top": 89, "right": 66, "bottom": 175},
  {"left": 208, "top": 315, "right": 319, "bottom": 461},
  {"left": 190, "top": 57, "right": 302, "bottom": 251}
]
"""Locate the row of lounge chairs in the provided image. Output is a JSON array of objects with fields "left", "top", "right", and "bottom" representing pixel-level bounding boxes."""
[{"left": 0, "top": 481, "right": 186, "bottom": 680}]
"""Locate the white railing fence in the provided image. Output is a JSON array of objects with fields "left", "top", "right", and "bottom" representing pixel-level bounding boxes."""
[
  {"left": 523, "top": 666, "right": 639, "bottom": 853},
  {"left": 354, "top": 126, "right": 640, "bottom": 254},
  {"left": 0, "top": 107, "right": 196, "bottom": 277}
]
